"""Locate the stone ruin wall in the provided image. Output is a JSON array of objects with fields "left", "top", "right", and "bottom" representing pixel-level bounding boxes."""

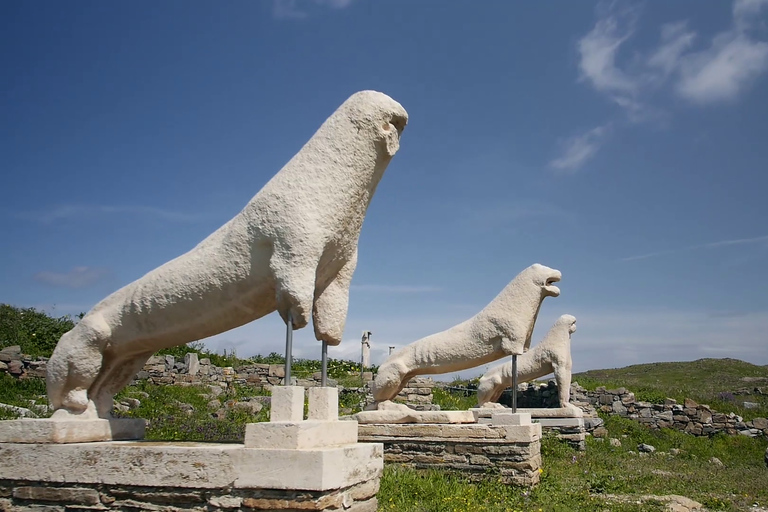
[
  {"left": 2, "top": 346, "right": 765, "bottom": 439},
  {"left": 502, "top": 380, "right": 768, "bottom": 439},
  {"left": 0, "top": 480, "right": 379, "bottom": 512}
]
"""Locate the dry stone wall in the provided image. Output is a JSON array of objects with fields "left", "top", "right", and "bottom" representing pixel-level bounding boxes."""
[
  {"left": 4, "top": 347, "right": 765, "bottom": 439},
  {"left": 358, "top": 423, "right": 542, "bottom": 487},
  {"left": 503, "top": 380, "right": 768, "bottom": 439},
  {"left": 0, "top": 480, "right": 379, "bottom": 512}
]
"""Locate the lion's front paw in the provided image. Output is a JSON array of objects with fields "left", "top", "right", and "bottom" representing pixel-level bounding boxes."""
[
  {"left": 313, "top": 318, "right": 343, "bottom": 346},
  {"left": 276, "top": 291, "right": 310, "bottom": 330}
]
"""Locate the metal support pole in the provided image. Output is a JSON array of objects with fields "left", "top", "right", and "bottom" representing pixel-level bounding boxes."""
[
  {"left": 284, "top": 312, "right": 293, "bottom": 385},
  {"left": 511, "top": 354, "right": 518, "bottom": 413},
  {"left": 321, "top": 341, "right": 328, "bottom": 387}
]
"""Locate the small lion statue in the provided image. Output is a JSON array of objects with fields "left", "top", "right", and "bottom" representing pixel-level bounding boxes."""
[
  {"left": 476, "top": 314, "right": 578, "bottom": 412},
  {"left": 370, "top": 264, "right": 562, "bottom": 404},
  {"left": 47, "top": 91, "right": 408, "bottom": 419}
]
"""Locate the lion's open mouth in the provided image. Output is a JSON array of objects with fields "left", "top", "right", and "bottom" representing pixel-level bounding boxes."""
[{"left": 545, "top": 275, "right": 561, "bottom": 296}]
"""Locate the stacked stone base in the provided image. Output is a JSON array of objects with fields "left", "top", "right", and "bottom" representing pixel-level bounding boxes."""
[
  {"left": 534, "top": 418, "right": 586, "bottom": 451},
  {"left": 0, "top": 480, "right": 378, "bottom": 511},
  {"left": 0, "top": 387, "right": 382, "bottom": 512},
  {"left": 0, "top": 440, "right": 381, "bottom": 512},
  {"left": 358, "top": 422, "right": 541, "bottom": 487}
]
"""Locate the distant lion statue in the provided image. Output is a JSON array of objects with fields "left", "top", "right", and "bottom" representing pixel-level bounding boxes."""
[
  {"left": 371, "top": 264, "right": 562, "bottom": 403},
  {"left": 47, "top": 91, "right": 408, "bottom": 419},
  {"left": 477, "top": 314, "right": 578, "bottom": 411}
]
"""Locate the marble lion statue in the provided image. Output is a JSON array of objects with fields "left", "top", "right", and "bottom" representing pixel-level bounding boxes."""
[
  {"left": 47, "top": 90, "right": 408, "bottom": 419},
  {"left": 371, "top": 263, "right": 562, "bottom": 403},
  {"left": 476, "top": 314, "right": 577, "bottom": 410}
]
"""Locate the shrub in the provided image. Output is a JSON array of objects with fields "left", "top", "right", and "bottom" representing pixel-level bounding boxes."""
[{"left": 0, "top": 304, "right": 81, "bottom": 357}]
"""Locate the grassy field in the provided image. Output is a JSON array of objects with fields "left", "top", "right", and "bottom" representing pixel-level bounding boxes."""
[
  {"left": 2, "top": 348, "right": 768, "bottom": 510},
  {"left": 574, "top": 358, "right": 768, "bottom": 420},
  {"left": 378, "top": 415, "right": 768, "bottom": 512}
]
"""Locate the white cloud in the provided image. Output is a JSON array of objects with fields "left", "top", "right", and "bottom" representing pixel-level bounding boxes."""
[
  {"left": 33, "top": 267, "right": 109, "bottom": 289},
  {"left": 576, "top": 0, "right": 768, "bottom": 111},
  {"left": 578, "top": 7, "right": 639, "bottom": 96},
  {"left": 272, "top": 0, "right": 307, "bottom": 19},
  {"left": 350, "top": 284, "right": 442, "bottom": 294},
  {"left": 733, "top": 0, "right": 768, "bottom": 28},
  {"left": 317, "top": 0, "right": 355, "bottom": 7},
  {"left": 647, "top": 21, "right": 697, "bottom": 77},
  {"left": 621, "top": 234, "right": 768, "bottom": 261},
  {"left": 272, "top": 0, "right": 356, "bottom": 19},
  {"left": 549, "top": 125, "right": 611, "bottom": 172},
  {"left": 676, "top": 32, "right": 768, "bottom": 104},
  {"left": 17, "top": 204, "right": 208, "bottom": 224}
]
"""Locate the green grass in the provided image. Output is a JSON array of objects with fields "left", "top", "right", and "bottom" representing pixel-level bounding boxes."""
[
  {"left": 378, "top": 414, "right": 768, "bottom": 511},
  {"left": 0, "top": 373, "right": 50, "bottom": 419},
  {"left": 113, "top": 381, "right": 269, "bottom": 442},
  {"left": 0, "top": 304, "right": 79, "bottom": 357},
  {"left": 574, "top": 358, "right": 768, "bottom": 420},
  {"left": 432, "top": 387, "right": 477, "bottom": 411}
]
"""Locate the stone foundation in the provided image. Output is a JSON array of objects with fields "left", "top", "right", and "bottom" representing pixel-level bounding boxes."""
[
  {"left": 358, "top": 421, "right": 542, "bottom": 487},
  {"left": 472, "top": 407, "right": 587, "bottom": 452},
  {"left": 0, "top": 440, "right": 382, "bottom": 511},
  {"left": 0, "top": 479, "right": 379, "bottom": 511},
  {"left": 0, "top": 387, "right": 382, "bottom": 512},
  {"left": 533, "top": 418, "right": 586, "bottom": 451}
]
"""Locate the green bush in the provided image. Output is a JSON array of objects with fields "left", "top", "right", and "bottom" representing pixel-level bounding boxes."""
[
  {"left": 432, "top": 387, "right": 477, "bottom": 411},
  {"left": 634, "top": 387, "right": 668, "bottom": 405},
  {"left": 0, "top": 304, "right": 81, "bottom": 357}
]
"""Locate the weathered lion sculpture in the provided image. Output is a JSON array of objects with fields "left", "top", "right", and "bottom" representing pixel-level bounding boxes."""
[
  {"left": 476, "top": 314, "right": 577, "bottom": 408},
  {"left": 370, "top": 264, "right": 562, "bottom": 403},
  {"left": 47, "top": 90, "right": 408, "bottom": 419}
]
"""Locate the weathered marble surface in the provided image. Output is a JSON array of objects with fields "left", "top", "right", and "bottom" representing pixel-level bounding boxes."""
[
  {"left": 371, "top": 264, "right": 562, "bottom": 402},
  {"left": 46, "top": 91, "right": 408, "bottom": 419},
  {"left": 477, "top": 314, "right": 578, "bottom": 412},
  {"left": 352, "top": 401, "right": 475, "bottom": 424}
]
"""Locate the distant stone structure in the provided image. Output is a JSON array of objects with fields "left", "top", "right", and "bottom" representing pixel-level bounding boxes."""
[
  {"left": 361, "top": 331, "right": 372, "bottom": 369},
  {"left": 371, "top": 264, "right": 561, "bottom": 404},
  {"left": 477, "top": 314, "right": 578, "bottom": 413},
  {"left": 45, "top": 91, "right": 408, "bottom": 420}
]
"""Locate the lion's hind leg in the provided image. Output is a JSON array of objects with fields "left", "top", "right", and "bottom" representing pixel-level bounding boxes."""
[{"left": 371, "top": 359, "right": 410, "bottom": 403}]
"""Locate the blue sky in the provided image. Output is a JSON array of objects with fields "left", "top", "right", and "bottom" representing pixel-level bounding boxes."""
[{"left": 2, "top": 0, "right": 767, "bottom": 378}]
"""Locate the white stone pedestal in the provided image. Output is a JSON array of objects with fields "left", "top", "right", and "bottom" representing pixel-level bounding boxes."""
[
  {"left": 357, "top": 420, "right": 542, "bottom": 487},
  {"left": 0, "top": 387, "right": 384, "bottom": 511},
  {"left": 0, "top": 417, "right": 145, "bottom": 443},
  {"left": 471, "top": 406, "right": 586, "bottom": 451}
]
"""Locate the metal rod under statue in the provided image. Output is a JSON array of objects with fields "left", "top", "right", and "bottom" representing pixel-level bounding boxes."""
[
  {"left": 511, "top": 354, "right": 518, "bottom": 413},
  {"left": 284, "top": 312, "right": 293, "bottom": 385},
  {"left": 321, "top": 341, "right": 328, "bottom": 387}
]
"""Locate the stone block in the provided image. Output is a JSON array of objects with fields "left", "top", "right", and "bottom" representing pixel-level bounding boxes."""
[
  {"left": 353, "top": 409, "right": 474, "bottom": 424},
  {"left": 308, "top": 387, "right": 339, "bottom": 421},
  {"left": 269, "top": 365, "right": 286, "bottom": 378},
  {"left": 532, "top": 418, "right": 584, "bottom": 428},
  {"left": 12, "top": 486, "right": 100, "bottom": 505},
  {"left": 490, "top": 413, "right": 531, "bottom": 426},
  {"left": 244, "top": 420, "right": 358, "bottom": 449},
  {"left": 185, "top": 353, "right": 200, "bottom": 376},
  {"left": 0, "top": 440, "right": 383, "bottom": 492},
  {"left": 0, "top": 418, "right": 145, "bottom": 444},
  {"left": 270, "top": 386, "right": 304, "bottom": 422}
]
